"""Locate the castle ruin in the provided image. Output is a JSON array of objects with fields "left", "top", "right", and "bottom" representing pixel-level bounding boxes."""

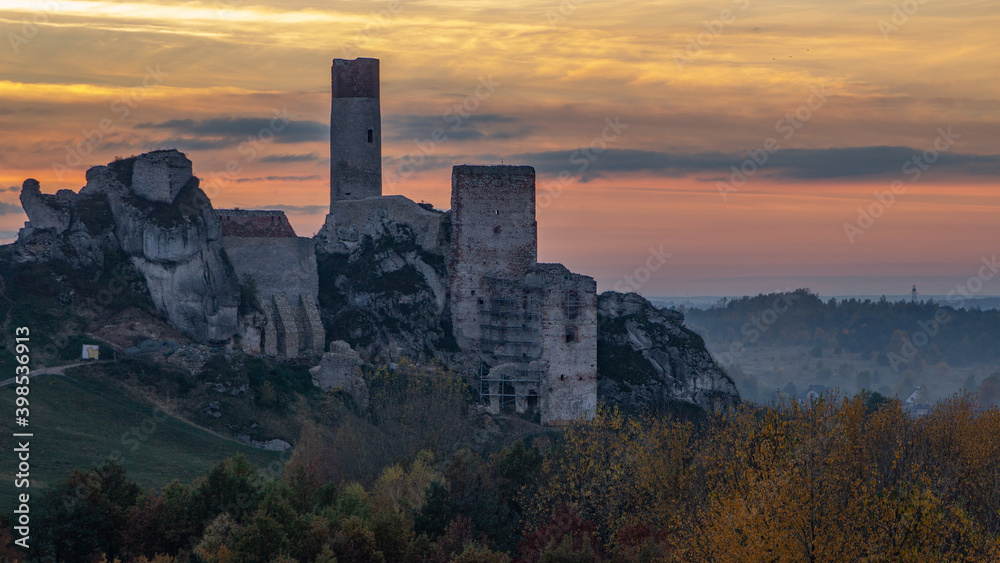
[
  {"left": 216, "top": 209, "right": 325, "bottom": 358},
  {"left": 323, "top": 58, "right": 597, "bottom": 425},
  {"left": 11, "top": 57, "right": 735, "bottom": 423}
]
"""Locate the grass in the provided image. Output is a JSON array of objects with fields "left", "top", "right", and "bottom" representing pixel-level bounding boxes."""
[{"left": 0, "top": 370, "right": 284, "bottom": 513}]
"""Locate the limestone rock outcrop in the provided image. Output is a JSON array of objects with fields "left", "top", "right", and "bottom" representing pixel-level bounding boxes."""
[
  {"left": 314, "top": 196, "right": 454, "bottom": 363},
  {"left": 310, "top": 341, "right": 369, "bottom": 408},
  {"left": 20, "top": 179, "right": 71, "bottom": 235},
  {"left": 315, "top": 195, "right": 448, "bottom": 256},
  {"left": 597, "top": 291, "right": 739, "bottom": 413},
  {"left": 16, "top": 178, "right": 118, "bottom": 270},
  {"left": 14, "top": 150, "right": 239, "bottom": 343}
]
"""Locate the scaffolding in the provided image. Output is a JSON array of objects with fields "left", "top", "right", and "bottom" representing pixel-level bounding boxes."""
[
  {"left": 565, "top": 289, "right": 582, "bottom": 320},
  {"left": 476, "top": 286, "right": 544, "bottom": 410}
]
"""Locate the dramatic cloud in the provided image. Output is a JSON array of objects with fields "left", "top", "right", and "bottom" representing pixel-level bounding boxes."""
[
  {"left": 137, "top": 118, "right": 328, "bottom": 144},
  {"left": 260, "top": 153, "right": 321, "bottom": 163},
  {"left": 2, "top": 0, "right": 999, "bottom": 295},
  {"left": 0, "top": 201, "right": 24, "bottom": 215},
  {"left": 233, "top": 175, "right": 323, "bottom": 183},
  {"left": 512, "top": 147, "right": 1000, "bottom": 181},
  {"left": 383, "top": 114, "right": 532, "bottom": 143},
  {"left": 234, "top": 203, "right": 327, "bottom": 214}
]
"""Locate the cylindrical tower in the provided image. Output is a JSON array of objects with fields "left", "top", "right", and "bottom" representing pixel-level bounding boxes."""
[{"left": 330, "top": 57, "right": 381, "bottom": 209}]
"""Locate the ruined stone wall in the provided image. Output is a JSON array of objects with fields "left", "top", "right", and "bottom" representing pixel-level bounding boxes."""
[
  {"left": 222, "top": 235, "right": 324, "bottom": 356},
  {"left": 216, "top": 209, "right": 296, "bottom": 238},
  {"left": 271, "top": 292, "right": 299, "bottom": 358},
  {"left": 222, "top": 236, "right": 319, "bottom": 303},
  {"left": 532, "top": 264, "right": 598, "bottom": 425},
  {"left": 449, "top": 165, "right": 536, "bottom": 348},
  {"left": 331, "top": 58, "right": 381, "bottom": 206},
  {"left": 298, "top": 293, "right": 325, "bottom": 354}
]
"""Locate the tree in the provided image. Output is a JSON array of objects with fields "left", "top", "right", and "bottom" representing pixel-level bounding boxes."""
[{"left": 35, "top": 459, "right": 140, "bottom": 561}]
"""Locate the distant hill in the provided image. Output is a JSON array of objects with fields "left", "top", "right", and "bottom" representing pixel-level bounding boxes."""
[
  {"left": 650, "top": 294, "right": 1000, "bottom": 311},
  {"left": 677, "top": 289, "right": 1000, "bottom": 367}
]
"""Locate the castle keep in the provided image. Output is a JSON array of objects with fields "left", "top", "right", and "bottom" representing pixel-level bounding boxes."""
[
  {"left": 325, "top": 59, "right": 597, "bottom": 425},
  {"left": 330, "top": 58, "right": 382, "bottom": 206}
]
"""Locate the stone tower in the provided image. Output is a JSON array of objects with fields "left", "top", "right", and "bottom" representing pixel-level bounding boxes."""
[
  {"left": 447, "top": 165, "right": 596, "bottom": 425},
  {"left": 449, "top": 165, "right": 537, "bottom": 348},
  {"left": 330, "top": 57, "right": 382, "bottom": 209}
]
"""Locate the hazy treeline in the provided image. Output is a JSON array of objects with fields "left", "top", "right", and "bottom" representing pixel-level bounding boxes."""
[{"left": 685, "top": 289, "right": 1000, "bottom": 367}]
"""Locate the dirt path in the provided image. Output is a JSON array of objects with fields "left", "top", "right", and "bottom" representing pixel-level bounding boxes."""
[{"left": 0, "top": 360, "right": 107, "bottom": 386}]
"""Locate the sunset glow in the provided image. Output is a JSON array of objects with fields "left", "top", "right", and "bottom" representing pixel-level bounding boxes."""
[{"left": 2, "top": 0, "right": 998, "bottom": 296}]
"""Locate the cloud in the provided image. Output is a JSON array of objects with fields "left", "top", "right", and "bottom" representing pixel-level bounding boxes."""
[
  {"left": 4, "top": 186, "right": 20, "bottom": 192},
  {"left": 382, "top": 154, "right": 464, "bottom": 175},
  {"left": 149, "top": 138, "right": 236, "bottom": 151},
  {"left": 0, "top": 201, "right": 24, "bottom": 215},
  {"left": 383, "top": 113, "right": 532, "bottom": 143},
  {"left": 509, "top": 147, "right": 1000, "bottom": 181},
  {"left": 137, "top": 117, "right": 328, "bottom": 144},
  {"left": 232, "top": 175, "right": 323, "bottom": 183},
  {"left": 234, "top": 203, "right": 327, "bottom": 214},
  {"left": 260, "top": 152, "right": 320, "bottom": 163}
]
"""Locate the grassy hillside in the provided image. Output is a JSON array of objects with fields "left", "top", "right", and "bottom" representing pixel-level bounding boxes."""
[{"left": 0, "top": 369, "right": 283, "bottom": 513}]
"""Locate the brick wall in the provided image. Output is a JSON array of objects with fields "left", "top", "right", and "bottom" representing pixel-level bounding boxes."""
[{"left": 216, "top": 209, "right": 296, "bottom": 238}]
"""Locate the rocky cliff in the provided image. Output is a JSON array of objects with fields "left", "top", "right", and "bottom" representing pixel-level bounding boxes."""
[
  {"left": 314, "top": 197, "right": 739, "bottom": 413},
  {"left": 15, "top": 150, "right": 238, "bottom": 343},
  {"left": 597, "top": 291, "right": 739, "bottom": 412},
  {"left": 314, "top": 196, "right": 457, "bottom": 363}
]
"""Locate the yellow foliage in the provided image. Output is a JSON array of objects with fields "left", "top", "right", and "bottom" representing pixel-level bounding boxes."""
[{"left": 526, "top": 394, "right": 1000, "bottom": 561}]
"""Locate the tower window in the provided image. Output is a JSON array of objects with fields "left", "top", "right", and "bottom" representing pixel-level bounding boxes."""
[
  {"left": 566, "top": 326, "right": 578, "bottom": 343},
  {"left": 367, "top": 129, "right": 374, "bottom": 143}
]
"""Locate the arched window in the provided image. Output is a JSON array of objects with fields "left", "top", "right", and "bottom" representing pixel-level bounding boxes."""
[{"left": 565, "top": 326, "right": 578, "bottom": 343}]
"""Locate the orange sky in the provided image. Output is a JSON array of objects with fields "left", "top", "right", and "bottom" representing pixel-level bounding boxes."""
[{"left": 1, "top": 0, "right": 998, "bottom": 296}]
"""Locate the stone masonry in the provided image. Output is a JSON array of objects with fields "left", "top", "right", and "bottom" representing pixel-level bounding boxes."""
[
  {"left": 448, "top": 166, "right": 596, "bottom": 424},
  {"left": 330, "top": 58, "right": 381, "bottom": 206},
  {"left": 323, "top": 58, "right": 597, "bottom": 425},
  {"left": 217, "top": 209, "right": 325, "bottom": 357}
]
